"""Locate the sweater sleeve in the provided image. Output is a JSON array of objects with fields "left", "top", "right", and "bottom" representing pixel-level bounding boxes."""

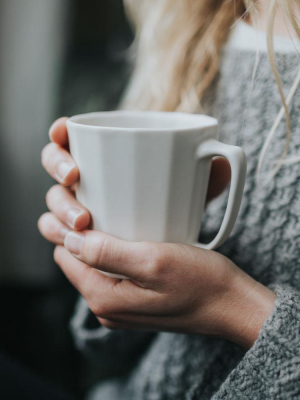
[
  {"left": 70, "top": 296, "right": 156, "bottom": 378},
  {"left": 213, "top": 285, "right": 300, "bottom": 400}
]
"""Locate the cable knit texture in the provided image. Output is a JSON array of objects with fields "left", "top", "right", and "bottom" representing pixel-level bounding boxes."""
[{"left": 70, "top": 46, "right": 300, "bottom": 400}]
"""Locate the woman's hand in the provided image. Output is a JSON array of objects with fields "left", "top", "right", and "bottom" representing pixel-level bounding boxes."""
[
  {"left": 53, "top": 230, "right": 274, "bottom": 349},
  {"left": 38, "top": 118, "right": 275, "bottom": 349}
]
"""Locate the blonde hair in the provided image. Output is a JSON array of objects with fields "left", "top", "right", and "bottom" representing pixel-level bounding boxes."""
[{"left": 122, "top": 0, "right": 300, "bottom": 178}]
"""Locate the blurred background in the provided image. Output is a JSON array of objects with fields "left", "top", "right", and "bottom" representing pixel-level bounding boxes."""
[{"left": 0, "top": 0, "right": 133, "bottom": 397}]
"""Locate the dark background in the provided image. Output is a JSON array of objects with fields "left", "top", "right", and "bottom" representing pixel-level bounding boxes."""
[{"left": 0, "top": 1, "right": 133, "bottom": 398}]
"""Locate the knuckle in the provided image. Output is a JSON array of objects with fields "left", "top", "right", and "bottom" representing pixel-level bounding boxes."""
[
  {"left": 100, "top": 319, "right": 120, "bottom": 331},
  {"left": 41, "top": 144, "right": 50, "bottom": 167},
  {"left": 89, "top": 300, "right": 111, "bottom": 318},
  {"left": 41, "top": 143, "right": 56, "bottom": 167},
  {"left": 37, "top": 213, "right": 52, "bottom": 234},
  {"left": 46, "top": 184, "right": 61, "bottom": 207},
  {"left": 145, "top": 244, "right": 167, "bottom": 277},
  {"left": 151, "top": 257, "right": 164, "bottom": 276},
  {"left": 37, "top": 213, "right": 46, "bottom": 231},
  {"left": 53, "top": 246, "right": 61, "bottom": 264},
  {"left": 87, "top": 237, "right": 110, "bottom": 268},
  {"left": 88, "top": 300, "right": 101, "bottom": 316}
]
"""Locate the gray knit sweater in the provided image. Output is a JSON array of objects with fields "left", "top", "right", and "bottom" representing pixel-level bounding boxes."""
[{"left": 71, "top": 29, "right": 300, "bottom": 399}]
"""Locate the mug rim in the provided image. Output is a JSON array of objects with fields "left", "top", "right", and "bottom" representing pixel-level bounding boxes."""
[{"left": 67, "top": 110, "right": 218, "bottom": 133}]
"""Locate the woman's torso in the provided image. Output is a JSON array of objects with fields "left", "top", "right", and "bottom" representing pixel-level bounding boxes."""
[{"left": 88, "top": 22, "right": 300, "bottom": 400}]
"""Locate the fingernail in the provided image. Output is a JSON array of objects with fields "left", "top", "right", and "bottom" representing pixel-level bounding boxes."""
[
  {"left": 64, "top": 232, "right": 84, "bottom": 255},
  {"left": 67, "top": 209, "right": 84, "bottom": 228},
  {"left": 56, "top": 162, "right": 74, "bottom": 182},
  {"left": 60, "top": 227, "right": 70, "bottom": 239}
]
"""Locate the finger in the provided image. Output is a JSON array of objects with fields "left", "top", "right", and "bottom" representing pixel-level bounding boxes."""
[
  {"left": 38, "top": 212, "right": 70, "bottom": 245},
  {"left": 41, "top": 142, "right": 79, "bottom": 186},
  {"left": 49, "top": 117, "right": 69, "bottom": 146},
  {"left": 46, "top": 185, "right": 90, "bottom": 230},
  {"left": 64, "top": 230, "right": 159, "bottom": 281},
  {"left": 54, "top": 245, "right": 113, "bottom": 297},
  {"left": 97, "top": 318, "right": 156, "bottom": 332},
  {"left": 53, "top": 246, "right": 147, "bottom": 315},
  {"left": 206, "top": 157, "right": 231, "bottom": 203},
  {"left": 98, "top": 315, "right": 175, "bottom": 332}
]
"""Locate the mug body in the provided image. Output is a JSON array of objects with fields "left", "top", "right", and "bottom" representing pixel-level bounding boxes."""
[{"left": 67, "top": 111, "right": 218, "bottom": 244}]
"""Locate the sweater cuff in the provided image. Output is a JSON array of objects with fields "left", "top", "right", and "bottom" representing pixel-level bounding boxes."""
[
  {"left": 70, "top": 296, "right": 113, "bottom": 347},
  {"left": 215, "top": 285, "right": 300, "bottom": 399},
  {"left": 70, "top": 296, "right": 155, "bottom": 368}
]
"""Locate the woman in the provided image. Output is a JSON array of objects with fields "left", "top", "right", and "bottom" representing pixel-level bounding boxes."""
[{"left": 39, "top": 0, "right": 300, "bottom": 398}]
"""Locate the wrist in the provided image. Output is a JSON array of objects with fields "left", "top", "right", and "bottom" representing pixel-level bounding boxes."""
[{"left": 216, "top": 269, "right": 276, "bottom": 349}]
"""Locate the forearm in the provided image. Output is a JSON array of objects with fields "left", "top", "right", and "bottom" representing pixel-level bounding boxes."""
[
  {"left": 221, "top": 277, "right": 276, "bottom": 348},
  {"left": 202, "top": 260, "right": 276, "bottom": 349},
  {"left": 214, "top": 285, "right": 300, "bottom": 399}
]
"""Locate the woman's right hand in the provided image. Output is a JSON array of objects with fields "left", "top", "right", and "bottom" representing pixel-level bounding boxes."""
[{"left": 38, "top": 117, "right": 91, "bottom": 245}]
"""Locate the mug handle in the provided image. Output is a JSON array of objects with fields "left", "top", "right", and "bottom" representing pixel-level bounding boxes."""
[{"left": 194, "top": 140, "right": 247, "bottom": 250}]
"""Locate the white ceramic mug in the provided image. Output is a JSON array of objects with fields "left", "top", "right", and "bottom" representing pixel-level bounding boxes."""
[{"left": 67, "top": 111, "right": 247, "bottom": 278}]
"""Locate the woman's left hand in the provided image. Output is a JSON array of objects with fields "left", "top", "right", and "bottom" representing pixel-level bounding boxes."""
[{"left": 53, "top": 229, "right": 275, "bottom": 349}]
